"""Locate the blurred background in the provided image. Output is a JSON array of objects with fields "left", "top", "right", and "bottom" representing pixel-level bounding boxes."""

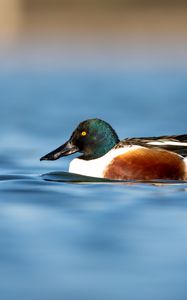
[
  {"left": 1, "top": 2, "right": 187, "bottom": 300},
  {"left": 1, "top": 0, "right": 187, "bottom": 70},
  {"left": 1, "top": 0, "right": 187, "bottom": 157}
]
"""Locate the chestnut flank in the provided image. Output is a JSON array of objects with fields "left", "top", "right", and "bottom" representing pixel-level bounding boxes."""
[{"left": 104, "top": 148, "right": 185, "bottom": 180}]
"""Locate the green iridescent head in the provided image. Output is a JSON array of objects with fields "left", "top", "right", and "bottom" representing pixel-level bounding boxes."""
[{"left": 40, "top": 118, "right": 120, "bottom": 161}]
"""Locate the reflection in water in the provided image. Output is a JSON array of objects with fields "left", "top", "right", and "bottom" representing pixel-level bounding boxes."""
[{"left": 41, "top": 171, "right": 187, "bottom": 185}]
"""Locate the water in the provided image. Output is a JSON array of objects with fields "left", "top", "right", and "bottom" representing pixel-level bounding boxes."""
[{"left": 1, "top": 69, "right": 187, "bottom": 300}]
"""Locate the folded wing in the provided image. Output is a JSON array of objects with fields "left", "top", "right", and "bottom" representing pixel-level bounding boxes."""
[{"left": 119, "top": 135, "right": 187, "bottom": 157}]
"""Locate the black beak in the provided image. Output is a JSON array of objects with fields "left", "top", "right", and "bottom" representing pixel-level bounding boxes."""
[{"left": 40, "top": 141, "right": 79, "bottom": 161}]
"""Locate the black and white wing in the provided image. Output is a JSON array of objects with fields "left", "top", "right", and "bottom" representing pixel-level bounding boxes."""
[{"left": 119, "top": 135, "right": 187, "bottom": 157}]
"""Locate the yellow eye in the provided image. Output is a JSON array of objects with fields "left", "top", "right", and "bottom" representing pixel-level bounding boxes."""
[{"left": 81, "top": 131, "right": 87, "bottom": 136}]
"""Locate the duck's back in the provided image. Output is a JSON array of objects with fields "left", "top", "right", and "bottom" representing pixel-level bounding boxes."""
[{"left": 122, "top": 134, "right": 187, "bottom": 157}]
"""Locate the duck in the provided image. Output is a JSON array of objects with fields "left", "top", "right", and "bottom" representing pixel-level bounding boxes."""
[{"left": 40, "top": 118, "right": 187, "bottom": 180}]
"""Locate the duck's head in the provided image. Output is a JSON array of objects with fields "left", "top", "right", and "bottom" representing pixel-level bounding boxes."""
[{"left": 40, "top": 118, "right": 119, "bottom": 161}]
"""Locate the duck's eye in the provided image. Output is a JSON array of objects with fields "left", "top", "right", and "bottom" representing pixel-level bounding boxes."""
[{"left": 81, "top": 131, "right": 87, "bottom": 136}]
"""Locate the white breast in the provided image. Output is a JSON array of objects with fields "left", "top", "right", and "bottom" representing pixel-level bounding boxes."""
[{"left": 69, "top": 145, "right": 141, "bottom": 177}]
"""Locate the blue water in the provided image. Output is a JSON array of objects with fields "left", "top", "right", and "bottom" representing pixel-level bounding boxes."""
[{"left": 1, "top": 70, "right": 187, "bottom": 300}]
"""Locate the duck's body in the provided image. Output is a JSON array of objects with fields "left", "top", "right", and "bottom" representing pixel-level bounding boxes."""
[
  {"left": 40, "top": 119, "right": 187, "bottom": 181},
  {"left": 69, "top": 145, "right": 186, "bottom": 180}
]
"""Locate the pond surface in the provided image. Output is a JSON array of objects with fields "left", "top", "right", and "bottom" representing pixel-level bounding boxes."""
[{"left": 0, "top": 69, "right": 187, "bottom": 300}]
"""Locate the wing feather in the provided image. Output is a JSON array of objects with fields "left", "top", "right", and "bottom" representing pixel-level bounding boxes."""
[{"left": 117, "top": 135, "right": 187, "bottom": 157}]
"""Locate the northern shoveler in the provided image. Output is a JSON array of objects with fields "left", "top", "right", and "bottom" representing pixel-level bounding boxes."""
[{"left": 40, "top": 118, "right": 187, "bottom": 180}]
